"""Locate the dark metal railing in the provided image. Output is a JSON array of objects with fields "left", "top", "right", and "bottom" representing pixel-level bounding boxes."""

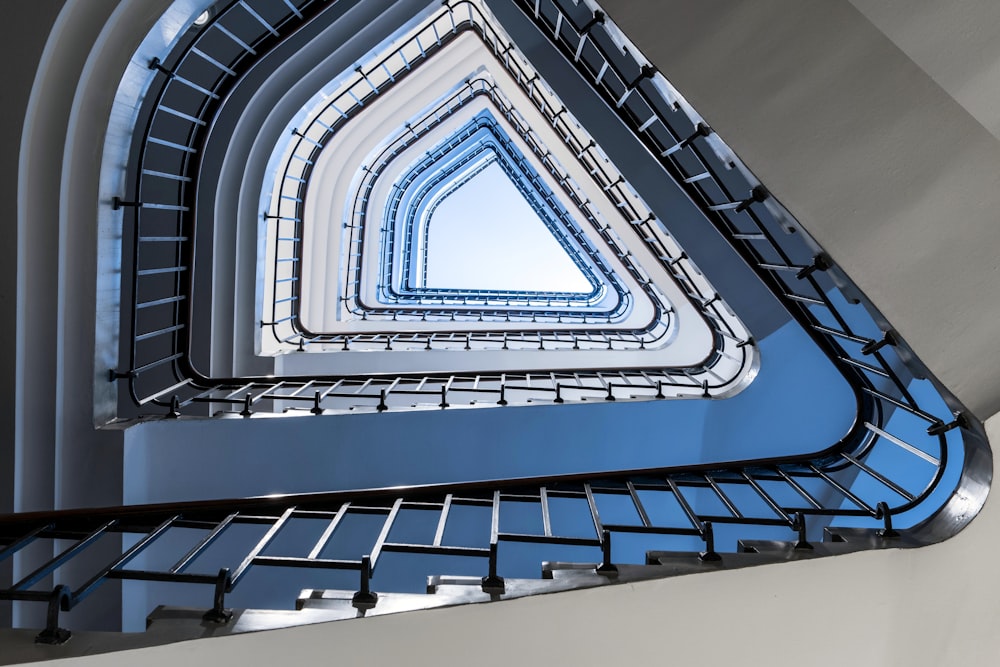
[
  {"left": 112, "top": 0, "right": 754, "bottom": 414},
  {"left": 256, "top": 0, "right": 752, "bottom": 396},
  {"left": 0, "top": 405, "right": 975, "bottom": 642},
  {"left": 4, "top": 0, "right": 984, "bottom": 645}
]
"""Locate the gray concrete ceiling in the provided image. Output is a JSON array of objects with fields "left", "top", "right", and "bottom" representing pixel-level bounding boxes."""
[{"left": 602, "top": 0, "right": 1000, "bottom": 419}]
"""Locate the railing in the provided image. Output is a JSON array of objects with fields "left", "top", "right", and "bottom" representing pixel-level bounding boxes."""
[
  {"left": 376, "top": 118, "right": 608, "bottom": 305},
  {"left": 354, "top": 101, "right": 621, "bottom": 309},
  {"left": 10, "top": 0, "right": 979, "bottom": 645},
  {"left": 339, "top": 84, "right": 641, "bottom": 333},
  {"left": 279, "top": 84, "right": 651, "bottom": 354},
  {"left": 259, "top": 0, "right": 746, "bottom": 372},
  {"left": 111, "top": 0, "right": 754, "bottom": 415},
  {"left": 0, "top": 405, "right": 979, "bottom": 642}
]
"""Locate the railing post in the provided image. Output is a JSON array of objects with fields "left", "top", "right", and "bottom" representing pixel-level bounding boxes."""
[
  {"left": 795, "top": 253, "right": 832, "bottom": 280},
  {"left": 876, "top": 502, "right": 899, "bottom": 538},
  {"left": 794, "top": 512, "right": 814, "bottom": 550},
  {"left": 111, "top": 196, "right": 142, "bottom": 210},
  {"left": 626, "top": 64, "right": 656, "bottom": 89},
  {"left": 734, "top": 185, "right": 769, "bottom": 213},
  {"left": 166, "top": 395, "right": 181, "bottom": 419},
  {"left": 481, "top": 542, "right": 505, "bottom": 594},
  {"left": 927, "top": 412, "right": 968, "bottom": 436},
  {"left": 34, "top": 585, "right": 71, "bottom": 645},
  {"left": 676, "top": 122, "right": 712, "bottom": 151},
  {"left": 596, "top": 530, "right": 618, "bottom": 575},
  {"left": 861, "top": 330, "right": 897, "bottom": 356},
  {"left": 148, "top": 57, "right": 175, "bottom": 79},
  {"left": 352, "top": 556, "right": 378, "bottom": 610},
  {"left": 699, "top": 522, "right": 721, "bottom": 562},
  {"left": 202, "top": 568, "right": 233, "bottom": 623},
  {"left": 108, "top": 368, "right": 135, "bottom": 382}
]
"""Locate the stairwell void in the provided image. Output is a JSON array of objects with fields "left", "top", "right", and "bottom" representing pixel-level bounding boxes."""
[{"left": 0, "top": 0, "right": 990, "bottom": 646}]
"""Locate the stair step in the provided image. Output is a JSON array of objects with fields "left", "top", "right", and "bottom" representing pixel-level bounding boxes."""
[
  {"left": 823, "top": 526, "right": 919, "bottom": 547},
  {"left": 735, "top": 538, "right": 848, "bottom": 559},
  {"left": 168, "top": 527, "right": 921, "bottom": 638},
  {"left": 543, "top": 555, "right": 730, "bottom": 583},
  {"left": 146, "top": 605, "right": 358, "bottom": 635},
  {"left": 644, "top": 549, "right": 754, "bottom": 569},
  {"left": 296, "top": 588, "right": 462, "bottom": 615},
  {"left": 732, "top": 527, "right": 916, "bottom": 560}
]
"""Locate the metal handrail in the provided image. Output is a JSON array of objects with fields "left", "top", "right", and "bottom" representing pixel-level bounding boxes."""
[
  {"left": 17, "top": 0, "right": 974, "bottom": 644},
  {"left": 114, "top": 0, "right": 753, "bottom": 414},
  {"left": 259, "top": 9, "right": 710, "bottom": 354}
]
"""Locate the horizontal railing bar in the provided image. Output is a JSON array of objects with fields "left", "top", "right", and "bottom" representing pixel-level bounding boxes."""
[
  {"left": 784, "top": 292, "right": 824, "bottom": 306},
  {"left": 135, "top": 295, "right": 186, "bottom": 310},
  {"left": 136, "top": 265, "right": 188, "bottom": 277},
  {"left": 140, "top": 169, "right": 191, "bottom": 182},
  {"left": 12, "top": 521, "right": 115, "bottom": 591},
  {"left": 133, "top": 369, "right": 189, "bottom": 401},
  {"left": 251, "top": 556, "right": 359, "bottom": 570},
  {"left": 134, "top": 324, "right": 184, "bottom": 342},
  {"left": 156, "top": 104, "right": 208, "bottom": 126},
  {"left": 238, "top": 1, "right": 279, "bottom": 36},
  {"left": 166, "top": 73, "right": 220, "bottom": 100},
  {"left": 812, "top": 324, "right": 870, "bottom": 345},
  {"left": 600, "top": 524, "right": 702, "bottom": 536},
  {"left": 107, "top": 570, "right": 221, "bottom": 584},
  {"left": 72, "top": 515, "right": 179, "bottom": 603},
  {"left": 381, "top": 543, "right": 490, "bottom": 557},
  {"left": 212, "top": 22, "right": 258, "bottom": 55},
  {"left": 808, "top": 464, "right": 876, "bottom": 515},
  {"left": 864, "top": 422, "right": 939, "bottom": 465},
  {"left": 140, "top": 203, "right": 189, "bottom": 211},
  {"left": 0, "top": 590, "right": 60, "bottom": 602},
  {"left": 862, "top": 387, "right": 941, "bottom": 424},
  {"left": 0, "top": 524, "right": 52, "bottom": 563},
  {"left": 841, "top": 453, "right": 916, "bottom": 502},
  {"left": 694, "top": 516, "right": 791, "bottom": 526},
  {"left": 170, "top": 513, "right": 238, "bottom": 574},
  {"left": 230, "top": 507, "right": 296, "bottom": 587},
  {"left": 839, "top": 356, "right": 891, "bottom": 378},
  {"left": 497, "top": 532, "right": 600, "bottom": 546},
  {"left": 147, "top": 136, "right": 198, "bottom": 153},
  {"left": 190, "top": 46, "right": 237, "bottom": 76}
]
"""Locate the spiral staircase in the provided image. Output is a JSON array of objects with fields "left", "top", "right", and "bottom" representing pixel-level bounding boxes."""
[{"left": 2, "top": 1, "right": 1000, "bottom": 664}]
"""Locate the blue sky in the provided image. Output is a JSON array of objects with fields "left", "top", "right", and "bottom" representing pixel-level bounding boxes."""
[{"left": 425, "top": 161, "right": 592, "bottom": 293}]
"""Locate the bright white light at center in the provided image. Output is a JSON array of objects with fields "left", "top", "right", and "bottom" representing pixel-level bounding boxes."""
[{"left": 423, "top": 161, "right": 594, "bottom": 293}]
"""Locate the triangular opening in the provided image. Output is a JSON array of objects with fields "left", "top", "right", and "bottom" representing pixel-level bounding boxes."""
[
  {"left": 383, "top": 111, "right": 611, "bottom": 304},
  {"left": 261, "top": 22, "right": 726, "bottom": 368},
  {"left": 421, "top": 156, "right": 595, "bottom": 293}
]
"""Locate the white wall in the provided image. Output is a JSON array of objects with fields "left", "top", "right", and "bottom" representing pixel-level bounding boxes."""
[{"left": 603, "top": 0, "right": 1000, "bottom": 420}]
